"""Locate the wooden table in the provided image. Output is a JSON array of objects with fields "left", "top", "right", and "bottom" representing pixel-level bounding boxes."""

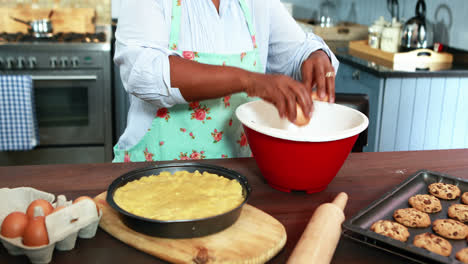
[{"left": 1, "top": 149, "right": 468, "bottom": 264}]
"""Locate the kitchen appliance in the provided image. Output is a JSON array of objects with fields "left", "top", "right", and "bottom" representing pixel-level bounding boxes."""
[
  {"left": 236, "top": 100, "right": 368, "bottom": 193},
  {"left": 10, "top": 10, "right": 54, "bottom": 38},
  {"left": 401, "top": 0, "right": 432, "bottom": 51},
  {"left": 0, "top": 27, "right": 112, "bottom": 165}
]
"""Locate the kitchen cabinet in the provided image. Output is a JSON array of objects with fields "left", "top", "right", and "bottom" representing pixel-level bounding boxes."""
[
  {"left": 336, "top": 59, "right": 468, "bottom": 152},
  {"left": 335, "top": 63, "right": 384, "bottom": 152}
]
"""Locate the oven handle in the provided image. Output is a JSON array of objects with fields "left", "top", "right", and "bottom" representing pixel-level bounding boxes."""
[{"left": 31, "top": 75, "right": 98, "bottom": 81}]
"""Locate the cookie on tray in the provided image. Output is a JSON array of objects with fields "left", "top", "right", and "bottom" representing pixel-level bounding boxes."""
[
  {"left": 433, "top": 219, "right": 468, "bottom": 240},
  {"left": 413, "top": 232, "right": 452, "bottom": 257},
  {"left": 408, "top": 194, "right": 442, "bottom": 213},
  {"left": 370, "top": 220, "right": 410, "bottom": 242},
  {"left": 456, "top": 248, "right": 468, "bottom": 264},
  {"left": 448, "top": 204, "right": 468, "bottom": 222},
  {"left": 428, "top": 182, "right": 460, "bottom": 200},
  {"left": 393, "top": 208, "right": 431, "bottom": 228},
  {"left": 462, "top": 192, "right": 468, "bottom": 204}
]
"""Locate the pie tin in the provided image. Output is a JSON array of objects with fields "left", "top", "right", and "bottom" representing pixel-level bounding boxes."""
[
  {"left": 106, "top": 162, "right": 251, "bottom": 238},
  {"left": 343, "top": 170, "right": 468, "bottom": 264}
]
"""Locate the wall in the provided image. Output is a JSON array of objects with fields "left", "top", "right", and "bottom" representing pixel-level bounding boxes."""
[
  {"left": 0, "top": 0, "right": 111, "bottom": 25},
  {"left": 285, "top": 0, "right": 468, "bottom": 50}
]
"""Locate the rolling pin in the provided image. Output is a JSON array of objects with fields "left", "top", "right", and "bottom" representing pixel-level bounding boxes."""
[
  {"left": 286, "top": 192, "right": 348, "bottom": 264},
  {"left": 294, "top": 91, "right": 330, "bottom": 126}
]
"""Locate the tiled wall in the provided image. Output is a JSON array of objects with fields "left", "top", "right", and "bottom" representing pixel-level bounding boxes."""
[
  {"left": 285, "top": 0, "right": 468, "bottom": 50},
  {"left": 0, "top": 0, "right": 111, "bottom": 24}
]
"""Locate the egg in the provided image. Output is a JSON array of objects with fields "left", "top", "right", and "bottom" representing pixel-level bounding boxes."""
[
  {"left": 294, "top": 91, "right": 330, "bottom": 126},
  {"left": 22, "top": 216, "right": 49, "bottom": 247},
  {"left": 26, "top": 199, "right": 54, "bottom": 218},
  {"left": 73, "top": 196, "right": 100, "bottom": 215},
  {"left": 0, "top": 211, "right": 29, "bottom": 238}
]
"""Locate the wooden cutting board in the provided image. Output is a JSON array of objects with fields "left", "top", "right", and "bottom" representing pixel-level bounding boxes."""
[
  {"left": 348, "top": 40, "right": 453, "bottom": 69},
  {"left": 94, "top": 192, "right": 287, "bottom": 264},
  {"left": 0, "top": 7, "right": 96, "bottom": 33}
]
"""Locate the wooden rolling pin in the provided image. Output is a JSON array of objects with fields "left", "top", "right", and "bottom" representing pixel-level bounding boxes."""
[
  {"left": 286, "top": 192, "right": 348, "bottom": 264},
  {"left": 294, "top": 91, "right": 330, "bottom": 126}
]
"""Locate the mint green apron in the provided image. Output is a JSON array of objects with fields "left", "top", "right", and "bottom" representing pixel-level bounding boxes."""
[{"left": 113, "top": 0, "right": 263, "bottom": 162}]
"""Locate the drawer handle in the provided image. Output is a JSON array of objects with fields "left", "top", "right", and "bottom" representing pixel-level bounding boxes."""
[{"left": 352, "top": 70, "right": 360, "bottom": 80}]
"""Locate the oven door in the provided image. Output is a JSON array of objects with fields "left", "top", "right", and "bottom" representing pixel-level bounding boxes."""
[{"left": 32, "top": 70, "right": 104, "bottom": 146}]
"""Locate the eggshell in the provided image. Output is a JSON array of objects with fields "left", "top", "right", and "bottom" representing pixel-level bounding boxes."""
[
  {"left": 0, "top": 212, "right": 29, "bottom": 238},
  {"left": 26, "top": 200, "right": 53, "bottom": 218},
  {"left": 73, "top": 196, "right": 99, "bottom": 215},
  {"left": 22, "top": 216, "right": 49, "bottom": 247}
]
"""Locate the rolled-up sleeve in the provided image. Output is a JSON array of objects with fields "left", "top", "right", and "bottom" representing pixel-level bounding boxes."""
[
  {"left": 266, "top": 0, "right": 339, "bottom": 81},
  {"left": 114, "top": 0, "right": 186, "bottom": 108}
]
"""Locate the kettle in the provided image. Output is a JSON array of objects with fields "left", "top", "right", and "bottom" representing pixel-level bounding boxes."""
[{"left": 400, "top": 0, "right": 432, "bottom": 51}]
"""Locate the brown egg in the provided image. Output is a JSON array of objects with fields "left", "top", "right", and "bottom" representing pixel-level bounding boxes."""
[
  {"left": 1, "top": 211, "right": 29, "bottom": 238},
  {"left": 73, "top": 196, "right": 100, "bottom": 215},
  {"left": 294, "top": 104, "right": 310, "bottom": 126},
  {"left": 26, "top": 199, "right": 54, "bottom": 218},
  {"left": 294, "top": 91, "right": 330, "bottom": 126},
  {"left": 22, "top": 216, "right": 49, "bottom": 247}
]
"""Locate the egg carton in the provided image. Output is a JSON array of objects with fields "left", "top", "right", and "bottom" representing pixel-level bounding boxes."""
[{"left": 0, "top": 187, "right": 102, "bottom": 264}]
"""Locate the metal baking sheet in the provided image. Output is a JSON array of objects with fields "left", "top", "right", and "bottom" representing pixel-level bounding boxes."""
[{"left": 342, "top": 169, "right": 468, "bottom": 264}]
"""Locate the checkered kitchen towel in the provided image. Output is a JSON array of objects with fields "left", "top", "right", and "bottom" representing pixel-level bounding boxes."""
[{"left": 0, "top": 75, "right": 39, "bottom": 151}]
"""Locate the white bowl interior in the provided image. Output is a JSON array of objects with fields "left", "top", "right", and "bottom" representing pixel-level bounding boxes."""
[{"left": 236, "top": 100, "right": 369, "bottom": 142}]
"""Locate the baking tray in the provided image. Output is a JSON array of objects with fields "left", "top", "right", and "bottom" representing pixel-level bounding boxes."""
[
  {"left": 343, "top": 169, "right": 468, "bottom": 264},
  {"left": 106, "top": 162, "right": 251, "bottom": 239}
]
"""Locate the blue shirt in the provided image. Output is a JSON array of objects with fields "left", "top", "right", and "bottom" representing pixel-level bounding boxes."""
[{"left": 114, "top": 0, "right": 339, "bottom": 150}]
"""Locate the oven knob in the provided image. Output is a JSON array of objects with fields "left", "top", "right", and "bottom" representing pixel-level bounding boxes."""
[
  {"left": 28, "top": 57, "right": 37, "bottom": 69},
  {"left": 60, "top": 56, "right": 68, "bottom": 68},
  {"left": 17, "top": 57, "right": 26, "bottom": 69},
  {"left": 6, "top": 57, "right": 15, "bottom": 70},
  {"left": 71, "top": 57, "right": 79, "bottom": 68},
  {"left": 49, "top": 57, "right": 58, "bottom": 68}
]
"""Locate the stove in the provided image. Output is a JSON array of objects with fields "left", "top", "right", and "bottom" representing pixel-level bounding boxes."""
[
  {"left": 0, "top": 26, "right": 113, "bottom": 166},
  {"left": 0, "top": 32, "right": 107, "bottom": 43}
]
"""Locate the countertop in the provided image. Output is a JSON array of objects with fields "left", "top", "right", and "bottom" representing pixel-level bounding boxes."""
[
  {"left": 1, "top": 149, "right": 468, "bottom": 263},
  {"left": 296, "top": 20, "right": 468, "bottom": 78},
  {"left": 335, "top": 47, "right": 468, "bottom": 78}
]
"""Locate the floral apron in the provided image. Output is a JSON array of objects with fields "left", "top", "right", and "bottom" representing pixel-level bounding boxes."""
[{"left": 113, "top": 0, "right": 263, "bottom": 162}]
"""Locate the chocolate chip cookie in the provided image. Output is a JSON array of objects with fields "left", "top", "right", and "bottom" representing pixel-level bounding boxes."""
[
  {"left": 448, "top": 204, "right": 468, "bottom": 222},
  {"left": 428, "top": 182, "right": 461, "bottom": 200},
  {"left": 393, "top": 208, "right": 431, "bottom": 228},
  {"left": 413, "top": 232, "right": 452, "bottom": 257},
  {"left": 408, "top": 194, "right": 442, "bottom": 213},
  {"left": 456, "top": 248, "right": 468, "bottom": 264},
  {"left": 433, "top": 219, "right": 468, "bottom": 239},
  {"left": 370, "top": 220, "right": 410, "bottom": 242},
  {"left": 462, "top": 192, "right": 468, "bottom": 205}
]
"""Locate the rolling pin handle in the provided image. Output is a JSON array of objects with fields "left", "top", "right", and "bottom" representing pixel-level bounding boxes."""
[{"left": 332, "top": 192, "right": 348, "bottom": 211}]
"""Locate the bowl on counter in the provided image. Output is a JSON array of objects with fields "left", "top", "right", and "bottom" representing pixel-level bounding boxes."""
[
  {"left": 236, "top": 100, "right": 368, "bottom": 193},
  {"left": 106, "top": 163, "right": 251, "bottom": 238}
]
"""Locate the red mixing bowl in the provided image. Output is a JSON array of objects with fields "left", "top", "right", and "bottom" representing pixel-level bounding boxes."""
[{"left": 236, "top": 100, "right": 369, "bottom": 193}]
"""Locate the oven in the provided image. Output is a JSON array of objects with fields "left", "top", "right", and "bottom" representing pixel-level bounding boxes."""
[{"left": 0, "top": 34, "right": 112, "bottom": 166}]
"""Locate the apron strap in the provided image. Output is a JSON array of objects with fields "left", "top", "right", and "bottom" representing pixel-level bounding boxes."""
[{"left": 169, "top": 0, "right": 257, "bottom": 49}]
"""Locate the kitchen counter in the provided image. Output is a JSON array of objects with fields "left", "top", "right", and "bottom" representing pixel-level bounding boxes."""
[
  {"left": 2, "top": 149, "right": 468, "bottom": 263},
  {"left": 334, "top": 47, "right": 468, "bottom": 78}
]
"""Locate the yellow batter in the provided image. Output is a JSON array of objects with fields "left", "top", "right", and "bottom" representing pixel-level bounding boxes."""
[{"left": 113, "top": 170, "right": 244, "bottom": 221}]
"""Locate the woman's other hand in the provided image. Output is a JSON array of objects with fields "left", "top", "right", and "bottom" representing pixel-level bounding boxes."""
[
  {"left": 301, "top": 50, "right": 335, "bottom": 103},
  {"left": 243, "top": 73, "right": 313, "bottom": 123}
]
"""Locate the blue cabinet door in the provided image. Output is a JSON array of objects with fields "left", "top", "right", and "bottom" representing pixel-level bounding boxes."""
[{"left": 335, "top": 63, "right": 384, "bottom": 152}]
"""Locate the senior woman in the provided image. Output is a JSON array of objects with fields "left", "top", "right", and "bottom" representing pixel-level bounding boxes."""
[{"left": 113, "top": 0, "right": 339, "bottom": 162}]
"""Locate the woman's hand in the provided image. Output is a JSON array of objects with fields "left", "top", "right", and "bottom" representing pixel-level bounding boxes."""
[
  {"left": 243, "top": 73, "right": 313, "bottom": 123},
  {"left": 301, "top": 50, "right": 335, "bottom": 103}
]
